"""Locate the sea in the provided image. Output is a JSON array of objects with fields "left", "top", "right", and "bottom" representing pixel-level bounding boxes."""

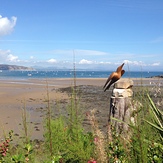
[{"left": 0, "top": 70, "right": 162, "bottom": 79}]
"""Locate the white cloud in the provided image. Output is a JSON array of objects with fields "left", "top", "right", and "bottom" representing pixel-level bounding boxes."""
[
  {"left": 0, "top": 49, "right": 19, "bottom": 63},
  {"left": 48, "top": 49, "right": 107, "bottom": 57},
  {"left": 99, "top": 61, "right": 111, "bottom": 64},
  {"left": 79, "top": 59, "right": 93, "bottom": 64},
  {"left": 30, "top": 56, "right": 34, "bottom": 59},
  {"left": 7, "top": 54, "right": 19, "bottom": 62},
  {"left": 0, "top": 48, "right": 162, "bottom": 71},
  {"left": 123, "top": 60, "right": 146, "bottom": 66},
  {"left": 151, "top": 62, "right": 160, "bottom": 66},
  {"left": 76, "top": 49, "right": 107, "bottom": 56},
  {"left": 0, "top": 15, "right": 17, "bottom": 36},
  {"left": 123, "top": 59, "right": 161, "bottom": 68},
  {"left": 47, "top": 58, "right": 57, "bottom": 63}
]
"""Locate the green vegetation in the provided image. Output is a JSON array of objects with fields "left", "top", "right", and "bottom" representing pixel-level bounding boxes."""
[{"left": 0, "top": 83, "right": 163, "bottom": 162}]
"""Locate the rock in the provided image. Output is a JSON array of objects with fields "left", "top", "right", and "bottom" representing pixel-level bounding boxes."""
[
  {"left": 151, "top": 75, "right": 163, "bottom": 78},
  {"left": 112, "top": 88, "right": 133, "bottom": 97},
  {"left": 114, "top": 78, "right": 134, "bottom": 89}
]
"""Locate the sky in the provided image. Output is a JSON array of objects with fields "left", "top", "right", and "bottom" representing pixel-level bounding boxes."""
[{"left": 0, "top": 0, "right": 163, "bottom": 71}]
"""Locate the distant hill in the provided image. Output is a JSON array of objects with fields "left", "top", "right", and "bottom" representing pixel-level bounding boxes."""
[{"left": 0, "top": 64, "right": 34, "bottom": 71}]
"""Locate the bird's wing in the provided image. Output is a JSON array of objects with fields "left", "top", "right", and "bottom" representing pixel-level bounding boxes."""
[
  {"left": 103, "top": 72, "right": 115, "bottom": 89},
  {"left": 104, "top": 75, "right": 119, "bottom": 92}
]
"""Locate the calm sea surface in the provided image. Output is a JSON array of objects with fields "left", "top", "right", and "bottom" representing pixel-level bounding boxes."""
[{"left": 0, "top": 70, "right": 163, "bottom": 79}]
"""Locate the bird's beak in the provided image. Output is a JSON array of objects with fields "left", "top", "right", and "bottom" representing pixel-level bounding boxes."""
[{"left": 120, "top": 63, "right": 125, "bottom": 68}]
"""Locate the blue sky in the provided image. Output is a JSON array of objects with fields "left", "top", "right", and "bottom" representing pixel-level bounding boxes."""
[{"left": 0, "top": 0, "right": 163, "bottom": 71}]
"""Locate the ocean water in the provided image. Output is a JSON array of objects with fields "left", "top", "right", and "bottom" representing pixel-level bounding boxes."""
[{"left": 0, "top": 70, "right": 162, "bottom": 79}]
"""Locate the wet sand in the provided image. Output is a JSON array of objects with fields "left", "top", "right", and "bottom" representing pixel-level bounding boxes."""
[{"left": 0, "top": 78, "right": 162, "bottom": 141}]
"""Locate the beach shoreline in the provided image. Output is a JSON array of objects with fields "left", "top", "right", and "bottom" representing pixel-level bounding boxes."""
[{"left": 0, "top": 78, "right": 162, "bottom": 141}]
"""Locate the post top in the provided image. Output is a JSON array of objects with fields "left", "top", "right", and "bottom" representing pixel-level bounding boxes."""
[
  {"left": 112, "top": 88, "right": 133, "bottom": 97},
  {"left": 114, "top": 78, "right": 134, "bottom": 89}
]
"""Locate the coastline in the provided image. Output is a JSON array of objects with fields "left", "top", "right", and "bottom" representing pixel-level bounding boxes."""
[{"left": 0, "top": 77, "right": 162, "bottom": 141}]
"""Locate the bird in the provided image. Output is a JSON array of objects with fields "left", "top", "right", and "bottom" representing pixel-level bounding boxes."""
[{"left": 103, "top": 63, "right": 125, "bottom": 92}]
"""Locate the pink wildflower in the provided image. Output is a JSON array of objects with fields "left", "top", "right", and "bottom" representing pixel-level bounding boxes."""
[
  {"left": 94, "top": 136, "right": 98, "bottom": 144},
  {"left": 2, "top": 152, "right": 6, "bottom": 156},
  {"left": 25, "top": 157, "right": 29, "bottom": 162},
  {"left": 88, "top": 158, "right": 97, "bottom": 163}
]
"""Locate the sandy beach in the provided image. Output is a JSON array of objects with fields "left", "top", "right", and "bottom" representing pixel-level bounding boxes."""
[{"left": 0, "top": 77, "right": 162, "bottom": 141}]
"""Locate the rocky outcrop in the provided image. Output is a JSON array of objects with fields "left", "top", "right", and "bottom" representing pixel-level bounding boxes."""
[
  {"left": 0, "top": 64, "right": 34, "bottom": 71},
  {"left": 150, "top": 75, "right": 163, "bottom": 78}
]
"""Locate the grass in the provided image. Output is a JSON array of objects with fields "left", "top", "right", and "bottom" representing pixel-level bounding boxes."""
[{"left": 0, "top": 79, "right": 163, "bottom": 163}]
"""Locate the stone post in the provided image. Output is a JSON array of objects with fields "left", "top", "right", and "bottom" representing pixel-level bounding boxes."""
[{"left": 109, "top": 78, "right": 134, "bottom": 136}]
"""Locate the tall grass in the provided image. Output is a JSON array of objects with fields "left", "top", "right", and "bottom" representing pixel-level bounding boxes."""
[
  {"left": 21, "top": 100, "right": 30, "bottom": 144},
  {"left": 127, "top": 86, "right": 163, "bottom": 163},
  {"left": 43, "top": 67, "right": 95, "bottom": 162},
  {"left": 44, "top": 80, "right": 53, "bottom": 158}
]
